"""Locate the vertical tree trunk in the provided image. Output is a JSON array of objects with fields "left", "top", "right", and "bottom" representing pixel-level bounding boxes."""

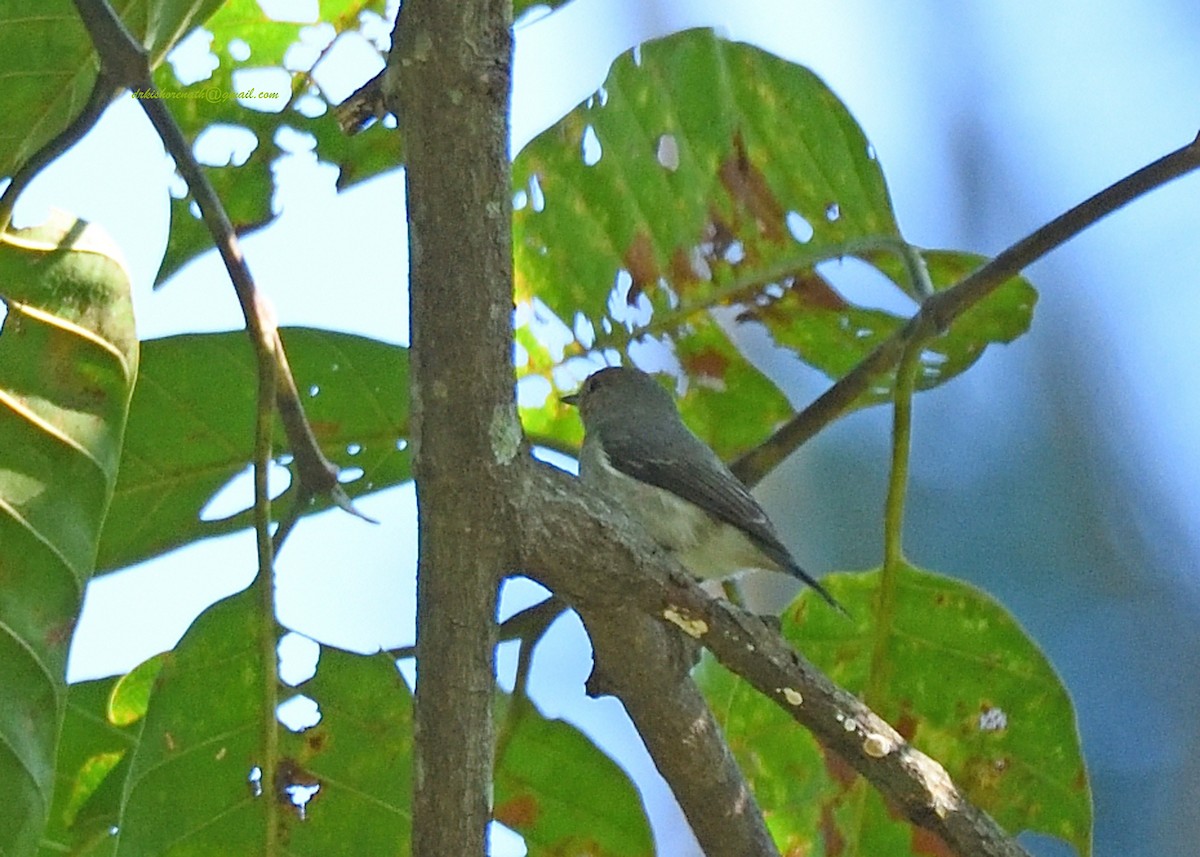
[{"left": 389, "top": 2, "right": 516, "bottom": 854}]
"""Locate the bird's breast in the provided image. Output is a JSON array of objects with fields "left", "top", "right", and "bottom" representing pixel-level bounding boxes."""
[{"left": 582, "top": 442, "right": 712, "bottom": 551}]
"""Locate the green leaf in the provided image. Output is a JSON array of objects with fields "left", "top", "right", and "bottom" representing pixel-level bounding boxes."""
[
  {"left": 672, "top": 316, "right": 794, "bottom": 459},
  {"left": 154, "top": 0, "right": 399, "bottom": 284},
  {"left": 496, "top": 698, "right": 653, "bottom": 856},
  {"left": 113, "top": 590, "right": 266, "bottom": 855},
  {"left": 0, "top": 212, "right": 137, "bottom": 856},
  {"left": 513, "top": 0, "right": 570, "bottom": 21},
  {"left": 697, "top": 564, "right": 1092, "bottom": 856},
  {"left": 514, "top": 27, "right": 897, "bottom": 333},
  {"left": 514, "top": 28, "right": 1037, "bottom": 427},
  {"left": 34, "top": 658, "right": 164, "bottom": 853},
  {"left": 75, "top": 618, "right": 643, "bottom": 854},
  {"left": 0, "top": 0, "right": 225, "bottom": 178},
  {"left": 97, "top": 328, "right": 409, "bottom": 572}
]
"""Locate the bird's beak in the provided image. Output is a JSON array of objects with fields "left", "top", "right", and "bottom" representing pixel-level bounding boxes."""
[{"left": 561, "top": 393, "right": 579, "bottom": 407}]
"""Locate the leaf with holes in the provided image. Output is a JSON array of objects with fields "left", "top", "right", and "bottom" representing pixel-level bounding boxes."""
[
  {"left": 514, "top": 27, "right": 1036, "bottom": 420},
  {"left": 276, "top": 649, "right": 654, "bottom": 855},
  {"left": 153, "top": 0, "right": 398, "bottom": 285},
  {"left": 696, "top": 564, "right": 1091, "bottom": 856},
  {"left": 515, "top": 27, "right": 898, "bottom": 335},
  {"left": 0, "top": 212, "right": 137, "bottom": 856},
  {"left": 747, "top": 249, "right": 1037, "bottom": 404},
  {"left": 97, "top": 328, "right": 408, "bottom": 573},
  {"left": 104, "top": 613, "right": 648, "bottom": 854},
  {"left": 275, "top": 647, "right": 412, "bottom": 850}
]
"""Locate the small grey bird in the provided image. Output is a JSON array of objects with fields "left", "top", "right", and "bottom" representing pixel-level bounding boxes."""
[{"left": 564, "top": 366, "right": 842, "bottom": 610}]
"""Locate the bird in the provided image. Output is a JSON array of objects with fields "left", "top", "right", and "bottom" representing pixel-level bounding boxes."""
[{"left": 564, "top": 366, "right": 842, "bottom": 611}]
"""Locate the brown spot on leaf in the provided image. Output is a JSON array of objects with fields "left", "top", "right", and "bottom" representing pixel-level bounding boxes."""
[
  {"left": 790, "top": 271, "right": 849, "bottom": 310},
  {"left": 895, "top": 709, "right": 919, "bottom": 742},
  {"left": 818, "top": 801, "right": 847, "bottom": 856},
  {"left": 669, "top": 246, "right": 704, "bottom": 295},
  {"left": 45, "top": 617, "right": 76, "bottom": 649},
  {"left": 1073, "top": 767, "right": 1088, "bottom": 791},
  {"left": 308, "top": 420, "right": 342, "bottom": 441},
  {"left": 706, "top": 210, "right": 738, "bottom": 262},
  {"left": 494, "top": 792, "right": 540, "bottom": 828},
  {"left": 623, "top": 230, "right": 660, "bottom": 305},
  {"left": 276, "top": 757, "right": 322, "bottom": 816},
  {"left": 680, "top": 348, "right": 729, "bottom": 382},
  {"left": 718, "top": 131, "right": 787, "bottom": 242}
]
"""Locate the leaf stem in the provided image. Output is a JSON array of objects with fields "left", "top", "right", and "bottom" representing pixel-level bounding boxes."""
[
  {"left": 253, "top": 338, "right": 280, "bottom": 853},
  {"left": 0, "top": 77, "right": 116, "bottom": 235},
  {"left": 865, "top": 336, "right": 920, "bottom": 706},
  {"left": 883, "top": 339, "right": 919, "bottom": 570}
]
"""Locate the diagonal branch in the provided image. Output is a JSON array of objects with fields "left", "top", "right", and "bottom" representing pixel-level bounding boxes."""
[
  {"left": 584, "top": 590, "right": 780, "bottom": 857},
  {"left": 732, "top": 131, "right": 1200, "bottom": 486},
  {"left": 69, "top": 0, "right": 370, "bottom": 520},
  {"left": 520, "top": 460, "right": 1031, "bottom": 857}
]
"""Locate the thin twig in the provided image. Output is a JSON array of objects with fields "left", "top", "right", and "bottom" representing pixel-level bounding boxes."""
[
  {"left": 252, "top": 316, "right": 281, "bottom": 850},
  {"left": 385, "top": 595, "right": 568, "bottom": 662},
  {"left": 732, "top": 131, "right": 1200, "bottom": 486},
  {"left": 69, "top": 0, "right": 368, "bottom": 518}
]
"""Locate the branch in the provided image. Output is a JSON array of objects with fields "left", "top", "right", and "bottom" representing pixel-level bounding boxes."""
[
  {"left": 387, "top": 1, "right": 517, "bottom": 855},
  {"left": 584, "top": 591, "right": 780, "bottom": 857},
  {"left": 520, "top": 460, "right": 1031, "bottom": 857},
  {"left": 69, "top": 0, "right": 364, "bottom": 517},
  {"left": 732, "top": 131, "right": 1200, "bottom": 486}
]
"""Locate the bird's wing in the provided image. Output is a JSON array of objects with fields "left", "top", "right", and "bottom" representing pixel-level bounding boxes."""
[
  {"left": 603, "top": 426, "right": 845, "bottom": 610},
  {"left": 600, "top": 426, "right": 791, "bottom": 565}
]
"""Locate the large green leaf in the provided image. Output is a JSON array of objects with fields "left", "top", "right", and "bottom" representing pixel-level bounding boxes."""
[
  {"left": 514, "top": 28, "right": 1035, "bottom": 448},
  {"left": 0, "top": 0, "right": 225, "bottom": 178},
  {"left": 98, "top": 328, "right": 409, "bottom": 572},
  {"left": 275, "top": 647, "right": 412, "bottom": 854},
  {"left": 0, "top": 213, "right": 137, "bottom": 856},
  {"left": 515, "top": 28, "right": 899, "bottom": 321},
  {"left": 697, "top": 564, "right": 1091, "bottom": 856},
  {"left": 109, "top": 611, "right": 414, "bottom": 855}
]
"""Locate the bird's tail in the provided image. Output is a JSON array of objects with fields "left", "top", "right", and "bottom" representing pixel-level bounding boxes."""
[{"left": 787, "top": 562, "right": 849, "bottom": 617}]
